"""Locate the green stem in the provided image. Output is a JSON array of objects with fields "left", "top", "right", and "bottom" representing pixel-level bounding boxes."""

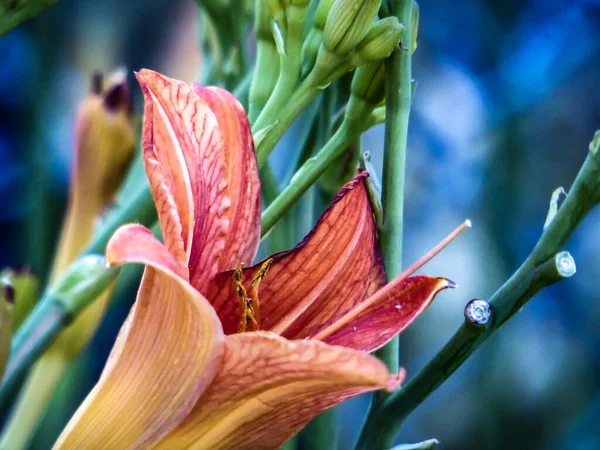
[
  {"left": 354, "top": 146, "right": 600, "bottom": 449},
  {"left": 254, "top": 81, "right": 319, "bottom": 167},
  {"left": 301, "top": 408, "right": 337, "bottom": 450},
  {"left": 373, "top": 0, "right": 414, "bottom": 382},
  {"left": 261, "top": 119, "right": 359, "bottom": 236},
  {"left": 0, "top": 300, "right": 66, "bottom": 411},
  {"left": 85, "top": 186, "right": 155, "bottom": 255},
  {"left": 0, "top": 353, "right": 66, "bottom": 450},
  {"left": 249, "top": 40, "right": 280, "bottom": 123},
  {"left": 0, "top": 263, "right": 118, "bottom": 411},
  {"left": 256, "top": 3, "right": 307, "bottom": 125}
]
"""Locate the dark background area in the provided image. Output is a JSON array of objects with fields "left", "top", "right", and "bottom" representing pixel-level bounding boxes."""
[{"left": 1, "top": 0, "right": 600, "bottom": 449}]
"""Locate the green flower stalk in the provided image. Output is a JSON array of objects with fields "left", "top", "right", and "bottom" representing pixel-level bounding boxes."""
[
  {"left": 301, "top": 0, "right": 335, "bottom": 75},
  {"left": 249, "top": 0, "right": 281, "bottom": 122},
  {"left": 261, "top": 60, "right": 387, "bottom": 235}
]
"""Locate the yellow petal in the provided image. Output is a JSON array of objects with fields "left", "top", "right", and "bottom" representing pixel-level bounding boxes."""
[
  {"left": 54, "top": 224, "right": 224, "bottom": 449},
  {"left": 156, "top": 332, "right": 403, "bottom": 450}
]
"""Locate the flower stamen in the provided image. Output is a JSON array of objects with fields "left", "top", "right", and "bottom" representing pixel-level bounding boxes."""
[{"left": 234, "top": 258, "right": 274, "bottom": 333}]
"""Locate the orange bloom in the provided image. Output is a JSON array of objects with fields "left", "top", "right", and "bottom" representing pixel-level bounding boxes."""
[{"left": 55, "top": 70, "right": 452, "bottom": 450}]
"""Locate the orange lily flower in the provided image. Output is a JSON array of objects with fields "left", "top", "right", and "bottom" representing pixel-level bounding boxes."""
[{"left": 55, "top": 70, "right": 453, "bottom": 450}]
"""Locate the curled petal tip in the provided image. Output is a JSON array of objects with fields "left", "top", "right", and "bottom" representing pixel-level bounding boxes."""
[{"left": 442, "top": 278, "right": 457, "bottom": 289}]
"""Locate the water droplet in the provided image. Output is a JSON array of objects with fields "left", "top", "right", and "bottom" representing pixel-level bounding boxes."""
[
  {"left": 394, "top": 304, "right": 401, "bottom": 310},
  {"left": 464, "top": 299, "right": 491, "bottom": 327}
]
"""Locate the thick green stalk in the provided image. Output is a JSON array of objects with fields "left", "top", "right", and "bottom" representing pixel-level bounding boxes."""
[
  {"left": 302, "top": 408, "right": 337, "bottom": 449},
  {"left": 374, "top": 0, "right": 414, "bottom": 380},
  {"left": 254, "top": 81, "right": 320, "bottom": 166},
  {"left": 255, "top": 3, "right": 307, "bottom": 126},
  {"left": 249, "top": 41, "right": 280, "bottom": 123},
  {"left": 354, "top": 139, "right": 600, "bottom": 449},
  {"left": 249, "top": 0, "right": 280, "bottom": 123}
]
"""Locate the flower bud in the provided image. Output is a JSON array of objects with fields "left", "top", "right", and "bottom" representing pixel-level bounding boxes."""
[
  {"left": 0, "top": 267, "right": 39, "bottom": 330},
  {"left": 322, "top": 0, "right": 381, "bottom": 57},
  {"left": 350, "top": 60, "right": 386, "bottom": 105},
  {"left": 300, "top": 0, "right": 336, "bottom": 75},
  {"left": 314, "top": 0, "right": 335, "bottom": 29},
  {"left": 0, "top": 280, "right": 14, "bottom": 380},
  {"left": 74, "top": 70, "right": 135, "bottom": 209},
  {"left": 410, "top": 0, "right": 419, "bottom": 53},
  {"left": 353, "top": 17, "right": 403, "bottom": 63}
]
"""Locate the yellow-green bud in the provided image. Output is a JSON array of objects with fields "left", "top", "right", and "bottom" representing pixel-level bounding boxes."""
[
  {"left": 0, "top": 267, "right": 39, "bottom": 331},
  {"left": 350, "top": 60, "right": 386, "bottom": 105},
  {"left": 267, "top": 0, "right": 286, "bottom": 25},
  {"left": 255, "top": 0, "right": 272, "bottom": 41},
  {"left": 322, "top": 0, "right": 381, "bottom": 56},
  {"left": 354, "top": 17, "right": 403, "bottom": 63},
  {"left": 410, "top": 0, "right": 419, "bottom": 53},
  {"left": 0, "top": 279, "right": 14, "bottom": 380},
  {"left": 314, "top": 0, "right": 335, "bottom": 29}
]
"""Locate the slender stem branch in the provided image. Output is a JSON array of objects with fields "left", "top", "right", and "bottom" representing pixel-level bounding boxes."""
[
  {"left": 261, "top": 117, "right": 366, "bottom": 236},
  {"left": 354, "top": 146, "right": 600, "bottom": 449},
  {"left": 254, "top": 81, "right": 320, "bottom": 167},
  {"left": 374, "top": 0, "right": 414, "bottom": 387}
]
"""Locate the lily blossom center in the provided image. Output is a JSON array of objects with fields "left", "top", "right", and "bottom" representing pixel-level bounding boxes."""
[{"left": 234, "top": 258, "right": 274, "bottom": 332}]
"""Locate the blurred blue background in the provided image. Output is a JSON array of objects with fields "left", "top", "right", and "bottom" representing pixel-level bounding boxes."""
[{"left": 1, "top": 0, "right": 600, "bottom": 449}]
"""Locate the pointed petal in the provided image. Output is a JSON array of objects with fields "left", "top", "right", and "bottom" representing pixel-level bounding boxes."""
[
  {"left": 136, "top": 69, "right": 235, "bottom": 291},
  {"left": 155, "top": 332, "right": 404, "bottom": 450},
  {"left": 192, "top": 85, "right": 261, "bottom": 275},
  {"left": 105, "top": 223, "right": 187, "bottom": 279},
  {"left": 312, "top": 276, "right": 454, "bottom": 352},
  {"left": 55, "top": 225, "right": 225, "bottom": 449},
  {"left": 208, "top": 172, "right": 386, "bottom": 336}
]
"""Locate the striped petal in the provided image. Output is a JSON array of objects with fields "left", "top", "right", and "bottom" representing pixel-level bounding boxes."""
[
  {"left": 192, "top": 85, "right": 261, "bottom": 282},
  {"left": 155, "top": 332, "right": 403, "bottom": 450},
  {"left": 137, "top": 69, "right": 261, "bottom": 293},
  {"left": 311, "top": 275, "right": 454, "bottom": 352},
  {"left": 208, "top": 172, "right": 386, "bottom": 336},
  {"left": 54, "top": 224, "right": 224, "bottom": 449}
]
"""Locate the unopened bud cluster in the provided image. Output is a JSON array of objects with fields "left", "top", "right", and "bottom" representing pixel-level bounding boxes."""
[{"left": 306, "top": 0, "right": 404, "bottom": 88}]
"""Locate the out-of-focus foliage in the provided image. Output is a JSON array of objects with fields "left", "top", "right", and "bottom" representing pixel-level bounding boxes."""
[{"left": 0, "top": 0, "right": 599, "bottom": 449}]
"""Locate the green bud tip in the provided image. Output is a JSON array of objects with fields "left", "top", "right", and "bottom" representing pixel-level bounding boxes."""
[
  {"left": 354, "top": 17, "right": 404, "bottom": 63},
  {"left": 322, "top": 0, "right": 382, "bottom": 57},
  {"left": 351, "top": 60, "right": 386, "bottom": 105}
]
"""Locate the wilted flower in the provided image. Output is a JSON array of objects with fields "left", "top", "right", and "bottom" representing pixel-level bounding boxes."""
[{"left": 55, "top": 70, "right": 451, "bottom": 450}]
